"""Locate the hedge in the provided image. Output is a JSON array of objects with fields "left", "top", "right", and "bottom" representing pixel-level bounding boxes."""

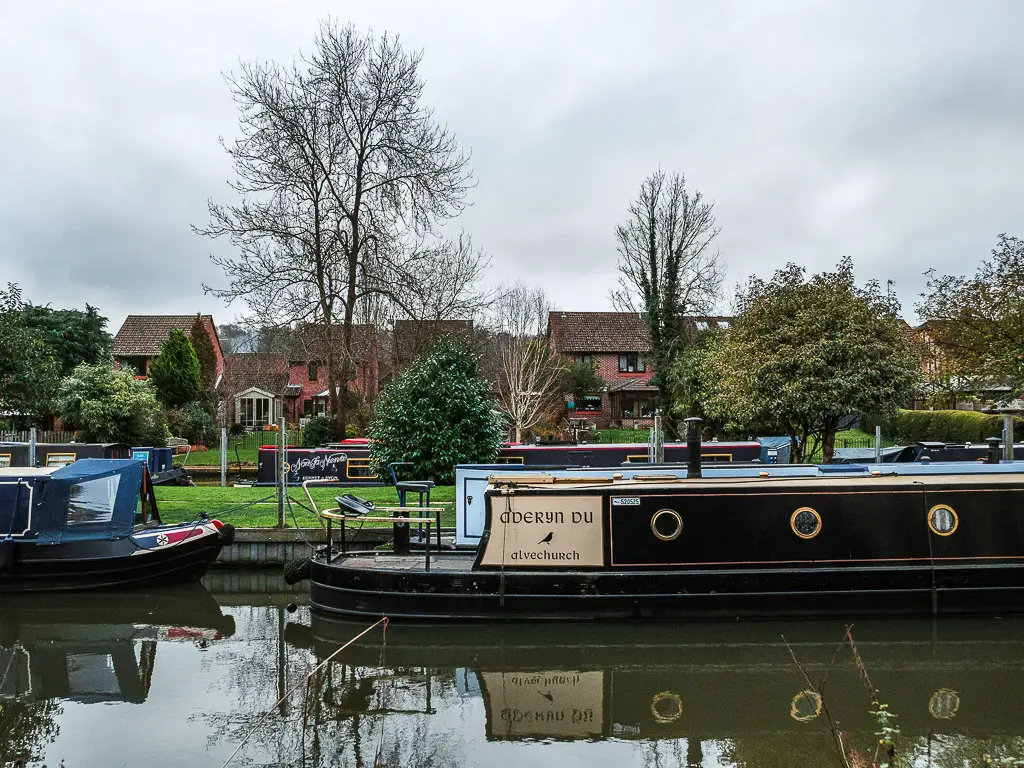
[{"left": 863, "top": 409, "right": 1024, "bottom": 445}]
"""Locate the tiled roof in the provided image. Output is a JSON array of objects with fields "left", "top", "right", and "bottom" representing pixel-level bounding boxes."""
[
  {"left": 113, "top": 314, "right": 214, "bottom": 356},
  {"left": 548, "top": 312, "right": 735, "bottom": 353},
  {"left": 548, "top": 312, "right": 649, "bottom": 354},
  {"left": 221, "top": 353, "right": 289, "bottom": 396},
  {"left": 607, "top": 377, "right": 659, "bottom": 393}
]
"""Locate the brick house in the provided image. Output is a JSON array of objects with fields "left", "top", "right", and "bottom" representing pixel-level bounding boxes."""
[
  {"left": 284, "top": 324, "right": 379, "bottom": 421},
  {"left": 113, "top": 314, "right": 224, "bottom": 379},
  {"left": 221, "top": 325, "right": 380, "bottom": 429},
  {"left": 547, "top": 311, "right": 733, "bottom": 429}
]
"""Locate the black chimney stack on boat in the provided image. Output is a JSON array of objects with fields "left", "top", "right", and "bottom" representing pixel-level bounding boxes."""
[
  {"left": 987, "top": 437, "right": 1001, "bottom": 465},
  {"left": 685, "top": 417, "right": 703, "bottom": 479}
]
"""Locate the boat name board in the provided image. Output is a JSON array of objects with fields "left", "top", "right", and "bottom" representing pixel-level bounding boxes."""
[{"left": 480, "top": 494, "right": 604, "bottom": 567}]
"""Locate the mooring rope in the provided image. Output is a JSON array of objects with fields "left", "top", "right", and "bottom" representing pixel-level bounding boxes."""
[{"left": 219, "top": 616, "right": 390, "bottom": 768}]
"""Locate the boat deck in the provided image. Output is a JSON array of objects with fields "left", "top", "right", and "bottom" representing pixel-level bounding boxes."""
[{"left": 328, "top": 552, "right": 475, "bottom": 572}]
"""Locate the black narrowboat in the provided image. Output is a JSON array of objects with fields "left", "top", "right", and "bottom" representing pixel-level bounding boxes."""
[
  {"left": 0, "top": 459, "right": 233, "bottom": 592},
  {"left": 497, "top": 440, "right": 762, "bottom": 467},
  {"left": 299, "top": 426, "right": 1024, "bottom": 620},
  {"left": 0, "top": 442, "right": 131, "bottom": 469}
]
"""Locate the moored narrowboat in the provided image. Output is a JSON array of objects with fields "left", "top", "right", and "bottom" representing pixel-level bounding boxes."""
[
  {"left": 0, "top": 459, "right": 233, "bottom": 592},
  {"left": 298, "top": 425, "right": 1024, "bottom": 620}
]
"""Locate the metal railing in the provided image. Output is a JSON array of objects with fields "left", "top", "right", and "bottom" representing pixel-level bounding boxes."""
[{"left": 0, "top": 430, "right": 76, "bottom": 443}]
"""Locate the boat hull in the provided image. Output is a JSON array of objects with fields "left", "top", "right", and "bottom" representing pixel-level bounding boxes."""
[
  {"left": 308, "top": 553, "right": 1024, "bottom": 621},
  {"left": 0, "top": 523, "right": 229, "bottom": 593}
]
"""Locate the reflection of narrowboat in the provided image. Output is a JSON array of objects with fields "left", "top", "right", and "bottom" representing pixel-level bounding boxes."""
[
  {"left": 299, "top": 426, "right": 1024, "bottom": 620},
  {"left": 0, "top": 584, "right": 235, "bottom": 704},
  {"left": 288, "top": 615, "right": 1024, "bottom": 754},
  {"left": 0, "top": 459, "right": 233, "bottom": 592}
]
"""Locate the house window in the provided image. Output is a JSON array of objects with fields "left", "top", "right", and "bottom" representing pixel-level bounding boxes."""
[
  {"left": 718, "top": 320, "right": 730, "bottom": 329},
  {"left": 574, "top": 394, "right": 602, "bottom": 412},
  {"left": 618, "top": 354, "right": 645, "bottom": 373},
  {"left": 240, "top": 395, "right": 272, "bottom": 428},
  {"left": 621, "top": 394, "right": 654, "bottom": 419},
  {"left": 695, "top": 321, "right": 709, "bottom": 331},
  {"left": 308, "top": 362, "right": 318, "bottom": 381},
  {"left": 575, "top": 355, "right": 595, "bottom": 366}
]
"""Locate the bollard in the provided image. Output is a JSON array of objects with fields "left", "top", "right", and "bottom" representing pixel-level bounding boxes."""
[
  {"left": 986, "top": 437, "right": 1001, "bottom": 465},
  {"left": 685, "top": 417, "right": 703, "bottom": 479}
]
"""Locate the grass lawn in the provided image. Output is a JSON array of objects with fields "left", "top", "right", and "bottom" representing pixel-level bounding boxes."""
[
  {"left": 155, "top": 484, "right": 455, "bottom": 528},
  {"left": 174, "top": 439, "right": 277, "bottom": 467}
]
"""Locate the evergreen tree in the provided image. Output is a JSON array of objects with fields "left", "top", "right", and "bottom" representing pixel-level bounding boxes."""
[
  {"left": 189, "top": 315, "right": 219, "bottom": 400},
  {"left": 0, "top": 283, "right": 58, "bottom": 422},
  {"left": 22, "top": 303, "right": 112, "bottom": 375},
  {"left": 149, "top": 329, "right": 202, "bottom": 408},
  {"left": 368, "top": 337, "right": 503, "bottom": 483}
]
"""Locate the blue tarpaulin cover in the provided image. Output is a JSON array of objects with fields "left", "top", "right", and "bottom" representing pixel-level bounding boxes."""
[{"left": 32, "top": 459, "right": 144, "bottom": 544}]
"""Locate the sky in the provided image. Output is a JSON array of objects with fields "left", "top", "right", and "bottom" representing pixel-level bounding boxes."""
[{"left": 1, "top": 0, "right": 1021, "bottom": 334}]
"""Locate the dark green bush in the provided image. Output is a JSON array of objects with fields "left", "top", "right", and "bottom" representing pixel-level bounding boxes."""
[
  {"left": 165, "top": 402, "right": 216, "bottom": 445},
  {"left": 302, "top": 416, "right": 338, "bottom": 447},
  {"left": 229, "top": 421, "right": 247, "bottom": 437},
  {"left": 863, "top": 409, "right": 1023, "bottom": 444}
]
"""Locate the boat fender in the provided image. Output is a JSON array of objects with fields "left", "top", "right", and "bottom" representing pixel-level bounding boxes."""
[
  {"left": 283, "top": 556, "right": 311, "bottom": 585},
  {"left": 0, "top": 538, "right": 15, "bottom": 574},
  {"left": 218, "top": 523, "right": 236, "bottom": 546}
]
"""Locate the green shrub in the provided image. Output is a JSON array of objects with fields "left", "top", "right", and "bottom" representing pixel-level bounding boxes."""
[
  {"left": 302, "top": 416, "right": 338, "bottom": 447},
  {"left": 229, "top": 421, "right": 247, "bottom": 437},
  {"left": 166, "top": 402, "right": 216, "bottom": 445},
  {"left": 864, "top": 409, "right": 1024, "bottom": 444},
  {"left": 55, "top": 361, "right": 168, "bottom": 446}
]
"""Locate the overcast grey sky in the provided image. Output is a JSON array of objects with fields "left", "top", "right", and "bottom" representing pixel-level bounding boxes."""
[{"left": 1, "top": 0, "right": 1021, "bottom": 333}]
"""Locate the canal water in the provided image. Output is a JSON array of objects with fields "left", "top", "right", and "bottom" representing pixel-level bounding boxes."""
[{"left": 3, "top": 570, "right": 1023, "bottom": 767}]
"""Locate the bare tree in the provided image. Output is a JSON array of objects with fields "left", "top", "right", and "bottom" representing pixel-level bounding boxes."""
[
  {"left": 610, "top": 169, "right": 722, "bottom": 433},
  {"left": 197, "top": 21, "right": 474, "bottom": 435},
  {"left": 491, "top": 283, "right": 565, "bottom": 443}
]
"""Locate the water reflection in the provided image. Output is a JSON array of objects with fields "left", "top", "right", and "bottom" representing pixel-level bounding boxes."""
[
  {"left": 0, "top": 585, "right": 234, "bottom": 765},
  {"left": 287, "top": 617, "right": 1024, "bottom": 768},
  {"left": 2, "top": 575, "right": 1023, "bottom": 767}
]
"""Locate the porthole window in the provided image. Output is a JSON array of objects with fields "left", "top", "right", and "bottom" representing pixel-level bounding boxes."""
[
  {"left": 928, "top": 504, "right": 958, "bottom": 536},
  {"left": 791, "top": 507, "right": 821, "bottom": 539},
  {"left": 650, "top": 509, "right": 683, "bottom": 541},
  {"left": 791, "top": 690, "right": 823, "bottom": 722}
]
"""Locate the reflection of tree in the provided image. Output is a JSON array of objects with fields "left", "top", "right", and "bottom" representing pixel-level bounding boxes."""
[
  {"left": 0, "top": 698, "right": 62, "bottom": 765},
  {"left": 195, "top": 606, "right": 468, "bottom": 767}
]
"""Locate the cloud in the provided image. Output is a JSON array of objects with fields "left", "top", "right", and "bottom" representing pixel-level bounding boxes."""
[{"left": 0, "top": 0, "right": 1021, "bottom": 334}]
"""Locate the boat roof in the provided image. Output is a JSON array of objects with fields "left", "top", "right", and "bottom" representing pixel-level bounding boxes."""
[
  {"left": 0, "top": 466, "right": 58, "bottom": 477},
  {"left": 488, "top": 471, "right": 1024, "bottom": 490}
]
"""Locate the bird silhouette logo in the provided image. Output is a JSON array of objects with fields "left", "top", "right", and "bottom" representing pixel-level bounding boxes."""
[
  {"left": 539, "top": 531, "right": 554, "bottom": 545},
  {"left": 539, "top": 690, "right": 554, "bottom": 702}
]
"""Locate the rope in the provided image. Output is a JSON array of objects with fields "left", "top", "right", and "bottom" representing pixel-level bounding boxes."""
[{"left": 220, "top": 617, "right": 389, "bottom": 768}]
